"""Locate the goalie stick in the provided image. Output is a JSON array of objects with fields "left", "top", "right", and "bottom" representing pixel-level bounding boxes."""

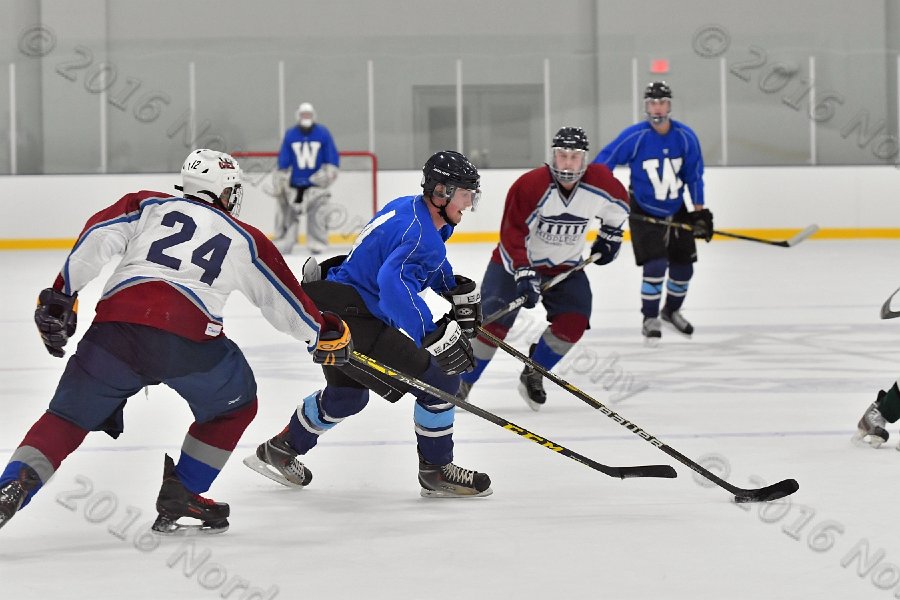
[
  {"left": 881, "top": 286, "right": 900, "bottom": 319},
  {"left": 348, "top": 351, "right": 677, "bottom": 481},
  {"left": 478, "top": 327, "right": 800, "bottom": 503},
  {"left": 484, "top": 252, "right": 602, "bottom": 325},
  {"left": 629, "top": 213, "right": 819, "bottom": 248}
]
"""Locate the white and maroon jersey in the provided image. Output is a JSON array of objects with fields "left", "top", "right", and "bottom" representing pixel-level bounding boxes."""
[
  {"left": 52, "top": 190, "right": 323, "bottom": 346},
  {"left": 490, "top": 164, "right": 629, "bottom": 275}
]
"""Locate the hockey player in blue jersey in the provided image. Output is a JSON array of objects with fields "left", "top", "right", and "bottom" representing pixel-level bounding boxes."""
[
  {"left": 244, "top": 150, "right": 493, "bottom": 498},
  {"left": 593, "top": 81, "right": 714, "bottom": 343},
  {"left": 273, "top": 101, "right": 340, "bottom": 254}
]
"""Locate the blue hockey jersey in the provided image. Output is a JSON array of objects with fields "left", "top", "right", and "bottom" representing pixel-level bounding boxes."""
[
  {"left": 593, "top": 120, "right": 705, "bottom": 217},
  {"left": 327, "top": 195, "right": 456, "bottom": 345},
  {"left": 277, "top": 124, "right": 340, "bottom": 187}
]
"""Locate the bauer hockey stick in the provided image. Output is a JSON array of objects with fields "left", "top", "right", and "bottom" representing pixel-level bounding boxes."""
[
  {"left": 348, "top": 351, "right": 677, "bottom": 480},
  {"left": 483, "top": 252, "right": 602, "bottom": 325},
  {"left": 629, "top": 213, "right": 819, "bottom": 248},
  {"left": 880, "top": 286, "right": 900, "bottom": 319},
  {"left": 477, "top": 328, "right": 800, "bottom": 503}
]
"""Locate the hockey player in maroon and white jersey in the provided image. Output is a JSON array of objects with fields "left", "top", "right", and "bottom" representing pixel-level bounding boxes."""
[
  {"left": 458, "top": 127, "right": 629, "bottom": 410},
  {"left": 0, "top": 149, "right": 351, "bottom": 535}
]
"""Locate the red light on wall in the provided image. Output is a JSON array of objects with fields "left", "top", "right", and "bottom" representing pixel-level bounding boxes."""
[{"left": 650, "top": 59, "right": 670, "bottom": 74}]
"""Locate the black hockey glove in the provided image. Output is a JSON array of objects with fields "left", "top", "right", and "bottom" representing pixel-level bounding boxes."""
[
  {"left": 514, "top": 267, "right": 541, "bottom": 309},
  {"left": 689, "top": 208, "right": 714, "bottom": 242},
  {"left": 313, "top": 311, "right": 353, "bottom": 366},
  {"left": 442, "top": 274, "right": 482, "bottom": 339},
  {"left": 34, "top": 288, "right": 78, "bottom": 358},
  {"left": 423, "top": 313, "right": 475, "bottom": 376},
  {"left": 590, "top": 223, "right": 624, "bottom": 265}
]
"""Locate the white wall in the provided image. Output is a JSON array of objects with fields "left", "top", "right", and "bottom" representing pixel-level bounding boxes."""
[{"left": 3, "top": 166, "right": 900, "bottom": 243}]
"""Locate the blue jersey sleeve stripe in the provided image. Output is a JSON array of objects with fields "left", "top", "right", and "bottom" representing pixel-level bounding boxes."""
[{"left": 397, "top": 205, "right": 428, "bottom": 340}]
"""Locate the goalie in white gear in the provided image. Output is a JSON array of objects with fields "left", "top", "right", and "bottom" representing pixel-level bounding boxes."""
[{"left": 273, "top": 101, "right": 341, "bottom": 254}]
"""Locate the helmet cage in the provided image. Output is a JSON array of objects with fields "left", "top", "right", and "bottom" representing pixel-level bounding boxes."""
[
  {"left": 550, "top": 127, "right": 589, "bottom": 184},
  {"left": 178, "top": 149, "right": 244, "bottom": 217}
]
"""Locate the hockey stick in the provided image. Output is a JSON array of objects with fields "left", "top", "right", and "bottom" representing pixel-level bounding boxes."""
[
  {"left": 477, "top": 327, "right": 799, "bottom": 503},
  {"left": 483, "top": 253, "right": 602, "bottom": 325},
  {"left": 880, "top": 286, "right": 900, "bottom": 319},
  {"left": 348, "top": 351, "right": 677, "bottom": 480},
  {"left": 630, "top": 213, "right": 819, "bottom": 248}
]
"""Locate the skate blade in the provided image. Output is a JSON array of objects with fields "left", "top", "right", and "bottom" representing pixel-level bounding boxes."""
[
  {"left": 851, "top": 431, "right": 886, "bottom": 449},
  {"left": 152, "top": 515, "right": 229, "bottom": 535},
  {"left": 242, "top": 454, "right": 306, "bottom": 489},
  {"left": 643, "top": 336, "right": 661, "bottom": 348},
  {"left": 420, "top": 486, "right": 493, "bottom": 499},
  {"left": 662, "top": 321, "right": 693, "bottom": 337},
  {"left": 517, "top": 382, "right": 544, "bottom": 412}
]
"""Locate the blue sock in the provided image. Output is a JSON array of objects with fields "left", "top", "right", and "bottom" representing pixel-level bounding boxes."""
[{"left": 531, "top": 338, "right": 564, "bottom": 371}]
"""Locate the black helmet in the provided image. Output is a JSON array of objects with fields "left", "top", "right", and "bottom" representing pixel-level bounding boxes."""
[
  {"left": 421, "top": 150, "right": 480, "bottom": 197},
  {"left": 550, "top": 127, "right": 589, "bottom": 184},
  {"left": 645, "top": 81, "right": 672, "bottom": 100},
  {"left": 552, "top": 126, "right": 589, "bottom": 153}
]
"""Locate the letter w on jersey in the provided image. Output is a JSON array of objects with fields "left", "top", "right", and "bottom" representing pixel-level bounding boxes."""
[
  {"left": 642, "top": 157, "right": 683, "bottom": 200},
  {"left": 292, "top": 141, "right": 322, "bottom": 169}
]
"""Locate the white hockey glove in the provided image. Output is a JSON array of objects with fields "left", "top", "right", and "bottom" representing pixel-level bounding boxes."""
[
  {"left": 442, "top": 275, "right": 482, "bottom": 339},
  {"left": 272, "top": 168, "right": 291, "bottom": 196},
  {"left": 423, "top": 313, "right": 475, "bottom": 375},
  {"left": 309, "top": 164, "right": 339, "bottom": 188}
]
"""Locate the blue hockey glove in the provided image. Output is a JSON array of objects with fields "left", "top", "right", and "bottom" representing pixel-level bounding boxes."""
[
  {"left": 591, "top": 224, "right": 624, "bottom": 265},
  {"left": 514, "top": 267, "right": 541, "bottom": 309}
]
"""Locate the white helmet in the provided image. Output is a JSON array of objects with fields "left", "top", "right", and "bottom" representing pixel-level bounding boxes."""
[
  {"left": 296, "top": 102, "right": 316, "bottom": 128},
  {"left": 176, "top": 149, "right": 244, "bottom": 216}
]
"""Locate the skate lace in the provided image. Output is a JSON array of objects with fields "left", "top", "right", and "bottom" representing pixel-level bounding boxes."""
[
  {"left": 0, "top": 481, "right": 25, "bottom": 506},
  {"left": 441, "top": 463, "right": 475, "bottom": 485},
  {"left": 192, "top": 493, "right": 216, "bottom": 506},
  {"left": 866, "top": 405, "right": 886, "bottom": 428}
]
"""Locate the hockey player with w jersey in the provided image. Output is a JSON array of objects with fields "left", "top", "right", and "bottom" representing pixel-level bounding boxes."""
[
  {"left": 0, "top": 149, "right": 351, "bottom": 534},
  {"left": 457, "top": 127, "right": 630, "bottom": 410},
  {"left": 245, "top": 150, "right": 493, "bottom": 498},
  {"left": 593, "top": 81, "right": 713, "bottom": 343}
]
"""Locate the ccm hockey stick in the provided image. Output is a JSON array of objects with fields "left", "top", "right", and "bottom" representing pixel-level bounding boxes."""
[
  {"left": 478, "top": 328, "right": 799, "bottom": 503},
  {"left": 349, "top": 351, "right": 677, "bottom": 480},
  {"left": 881, "top": 286, "right": 900, "bottom": 319},
  {"left": 629, "top": 213, "right": 819, "bottom": 248},
  {"left": 484, "top": 253, "right": 602, "bottom": 325}
]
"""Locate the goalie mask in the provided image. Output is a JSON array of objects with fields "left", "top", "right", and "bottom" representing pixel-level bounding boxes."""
[
  {"left": 644, "top": 81, "right": 672, "bottom": 125},
  {"left": 296, "top": 102, "right": 316, "bottom": 130},
  {"left": 176, "top": 149, "right": 244, "bottom": 217},
  {"left": 549, "top": 126, "right": 589, "bottom": 185}
]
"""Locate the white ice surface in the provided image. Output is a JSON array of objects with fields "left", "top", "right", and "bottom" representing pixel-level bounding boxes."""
[{"left": 3, "top": 239, "right": 900, "bottom": 600}]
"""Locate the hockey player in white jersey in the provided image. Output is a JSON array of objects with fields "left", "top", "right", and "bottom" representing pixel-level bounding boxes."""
[
  {"left": 0, "top": 149, "right": 351, "bottom": 535},
  {"left": 458, "top": 127, "right": 630, "bottom": 409}
]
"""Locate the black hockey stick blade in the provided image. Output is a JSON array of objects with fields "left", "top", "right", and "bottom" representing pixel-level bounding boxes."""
[
  {"left": 348, "top": 351, "right": 676, "bottom": 480},
  {"left": 881, "top": 286, "right": 900, "bottom": 319},
  {"left": 711, "top": 224, "right": 819, "bottom": 247},
  {"left": 733, "top": 478, "right": 800, "bottom": 504},
  {"left": 479, "top": 328, "right": 800, "bottom": 502}
]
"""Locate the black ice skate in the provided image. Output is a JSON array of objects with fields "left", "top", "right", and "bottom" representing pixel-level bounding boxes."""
[
  {"left": 853, "top": 399, "right": 889, "bottom": 449},
  {"left": 642, "top": 316, "right": 662, "bottom": 346},
  {"left": 152, "top": 454, "right": 229, "bottom": 535},
  {"left": 661, "top": 307, "right": 694, "bottom": 336},
  {"left": 0, "top": 465, "right": 40, "bottom": 532},
  {"left": 242, "top": 430, "right": 312, "bottom": 488},
  {"left": 418, "top": 454, "right": 492, "bottom": 498},
  {"left": 518, "top": 344, "right": 547, "bottom": 411}
]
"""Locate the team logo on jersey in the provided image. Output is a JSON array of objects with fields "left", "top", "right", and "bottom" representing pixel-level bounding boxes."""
[
  {"left": 642, "top": 157, "right": 683, "bottom": 200},
  {"left": 535, "top": 212, "right": 589, "bottom": 245},
  {"left": 291, "top": 141, "right": 322, "bottom": 169}
]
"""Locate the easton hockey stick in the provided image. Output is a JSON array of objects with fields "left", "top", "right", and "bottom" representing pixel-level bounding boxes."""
[
  {"left": 477, "top": 328, "right": 799, "bottom": 503},
  {"left": 881, "top": 286, "right": 900, "bottom": 319},
  {"left": 629, "top": 213, "right": 819, "bottom": 248},
  {"left": 484, "top": 253, "right": 602, "bottom": 325},
  {"left": 348, "top": 351, "right": 677, "bottom": 480}
]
